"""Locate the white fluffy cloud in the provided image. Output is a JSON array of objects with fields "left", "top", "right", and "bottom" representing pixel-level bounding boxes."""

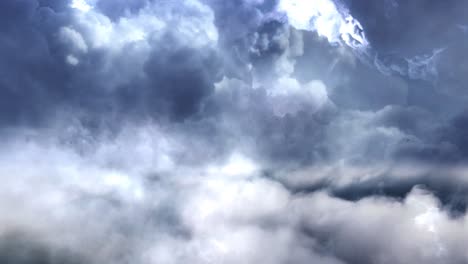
[{"left": 2, "top": 125, "right": 468, "bottom": 263}]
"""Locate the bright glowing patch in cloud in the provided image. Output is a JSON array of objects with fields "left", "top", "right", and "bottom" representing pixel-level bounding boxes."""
[
  {"left": 278, "top": 0, "right": 369, "bottom": 51},
  {"left": 208, "top": 153, "right": 258, "bottom": 178},
  {"left": 71, "top": 0, "right": 92, "bottom": 12},
  {"left": 66, "top": 55, "right": 79, "bottom": 66}
]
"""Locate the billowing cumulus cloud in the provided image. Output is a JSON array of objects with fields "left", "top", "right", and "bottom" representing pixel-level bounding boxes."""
[{"left": 2, "top": 0, "right": 468, "bottom": 263}]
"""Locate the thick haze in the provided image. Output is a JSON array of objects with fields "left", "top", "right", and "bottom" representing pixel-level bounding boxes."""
[{"left": 1, "top": 0, "right": 468, "bottom": 263}]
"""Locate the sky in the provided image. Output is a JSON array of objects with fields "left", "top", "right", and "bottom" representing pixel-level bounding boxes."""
[{"left": 1, "top": 0, "right": 468, "bottom": 263}]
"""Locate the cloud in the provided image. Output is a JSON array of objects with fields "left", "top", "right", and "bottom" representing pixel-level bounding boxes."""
[
  {"left": 293, "top": 187, "right": 468, "bottom": 264},
  {"left": 278, "top": 0, "right": 468, "bottom": 86},
  {"left": 0, "top": 0, "right": 220, "bottom": 125},
  {"left": 2, "top": 126, "right": 468, "bottom": 263},
  {"left": 277, "top": 0, "right": 369, "bottom": 50},
  {"left": 0, "top": 232, "right": 89, "bottom": 264},
  {"left": 2, "top": 0, "right": 468, "bottom": 263}
]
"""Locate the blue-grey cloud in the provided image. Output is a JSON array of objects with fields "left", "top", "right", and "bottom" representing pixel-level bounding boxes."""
[{"left": 2, "top": 0, "right": 468, "bottom": 263}]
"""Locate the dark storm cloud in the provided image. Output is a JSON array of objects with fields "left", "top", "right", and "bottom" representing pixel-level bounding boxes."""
[
  {"left": 295, "top": 34, "right": 409, "bottom": 111},
  {"left": 94, "top": 0, "right": 148, "bottom": 20},
  {"left": 204, "top": 0, "right": 282, "bottom": 81},
  {"left": 0, "top": 232, "right": 88, "bottom": 264},
  {"left": 347, "top": 0, "right": 468, "bottom": 55},
  {"left": 344, "top": 0, "right": 468, "bottom": 87},
  {"left": 0, "top": 0, "right": 70, "bottom": 125},
  {"left": 38, "top": 0, "right": 72, "bottom": 11},
  {"left": 143, "top": 33, "right": 222, "bottom": 121},
  {"left": 0, "top": 0, "right": 221, "bottom": 127}
]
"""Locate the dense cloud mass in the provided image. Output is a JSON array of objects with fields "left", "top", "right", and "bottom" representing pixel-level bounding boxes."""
[{"left": 2, "top": 0, "right": 468, "bottom": 263}]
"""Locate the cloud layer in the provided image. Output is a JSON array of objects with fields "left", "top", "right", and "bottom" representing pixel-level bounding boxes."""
[{"left": 2, "top": 0, "right": 468, "bottom": 263}]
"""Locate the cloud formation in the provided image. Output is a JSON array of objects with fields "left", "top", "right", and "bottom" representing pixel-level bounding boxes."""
[{"left": 2, "top": 0, "right": 468, "bottom": 263}]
